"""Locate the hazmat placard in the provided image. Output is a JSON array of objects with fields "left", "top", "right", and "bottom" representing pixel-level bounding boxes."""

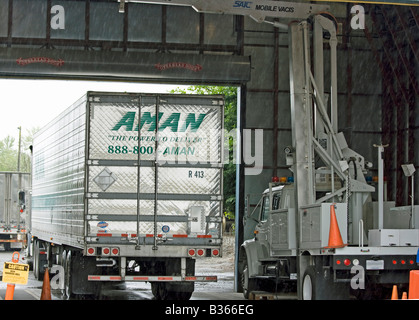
[{"left": 2, "top": 262, "right": 29, "bottom": 285}]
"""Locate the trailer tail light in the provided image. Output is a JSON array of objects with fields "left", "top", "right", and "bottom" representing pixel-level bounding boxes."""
[
  {"left": 187, "top": 248, "right": 220, "bottom": 257},
  {"left": 111, "top": 247, "right": 120, "bottom": 256},
  {"left": 392, "top": 259, "right": 415, "bottom": 265},
  {"left": 87, "top": 247, "right": 95, "bottom": 256},
  {"left": 102, "top": 247, "right": 110, "bottom": 256},
  {"left": 336, "top": 258, "right": 352, "bottom": 266}
]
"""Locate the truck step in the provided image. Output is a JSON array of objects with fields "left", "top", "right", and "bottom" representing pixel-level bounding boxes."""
[{"left": 248, "top": 291, "right": 298, "bottom": 300}]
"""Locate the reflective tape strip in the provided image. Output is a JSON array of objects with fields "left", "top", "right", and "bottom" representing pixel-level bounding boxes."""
[
  {"left": 88, "top": 276, "right": 122, "bottom": 281},
  {"left": 157, "top": 276, "right": 173, "bottom": 281},
  {"left": 115, "top": 234, "right": 213, "bottom": 239},
  {"left": 97, "top": 233, "right": 112, "bottom": 237},
  {"left": 88, "top": 275, "right": 217, "bottom": 282},
  {"left": 184, "top": 276, "right": 217, "bottom": 281}
]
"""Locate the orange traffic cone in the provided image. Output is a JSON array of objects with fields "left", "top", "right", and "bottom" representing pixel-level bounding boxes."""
[
  {"left": 391, "top": 285, "right": 398, "bottom": 300},
  {"left": 4, "top": 284, "right": 15, "bottom": 300},
  {"left": 325, "top": 204, "right": 347, "bottom": 249},
  {"left": 409, "top": 270, "right": 419, "bottom": 299},
  {"left": 402, "top": 292, "right": 408, "bottom": 300},
  {"left": 40, "top": 267, "right": 51, "bottom": 300}
]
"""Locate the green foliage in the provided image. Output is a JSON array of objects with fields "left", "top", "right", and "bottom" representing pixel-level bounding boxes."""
[
  {"left": 0, "top": 127, "right": 38, "bottom": 172},
  {"left": 171, "top": 85, "right": 237, "bottom": 219},
  {"left": 0, "top": 136, "right": 17, "bottom": 171}
]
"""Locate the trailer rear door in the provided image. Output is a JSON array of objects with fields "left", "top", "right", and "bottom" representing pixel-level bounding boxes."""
[{"left": 85, "top": 92, "right": 224, "bottom": 250}]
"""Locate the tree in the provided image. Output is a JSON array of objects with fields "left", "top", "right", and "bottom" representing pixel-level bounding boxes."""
[
  {"left": 20, "top": 127, "right": 39, "bottom": 172},
  {"left": 0, "top": 136, "right": 18, "bottom": 171},
  {"left": 0, "top": 127, "right": 39, "bottom": 172},
  {"left": 171, "top": 85, "right": 237, "bottom": 219}
]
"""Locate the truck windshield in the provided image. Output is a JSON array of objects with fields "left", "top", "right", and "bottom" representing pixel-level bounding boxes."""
[
  {"left": 272, "top": 193, "right": 280, "bottom": 210},
  {"left": 261, "top": 196, "right": 270, "bottom": 221},
  {"left": 260, "top": 193, "right": 281, "bottom": 221}
]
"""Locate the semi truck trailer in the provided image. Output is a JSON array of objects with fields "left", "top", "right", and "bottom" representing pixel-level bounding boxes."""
[
  {"left": 0, "top": 172, "right": 30, "bottom": 251},
  {"left": 30, "top": 91, "right": 224, "bottom": 299}
]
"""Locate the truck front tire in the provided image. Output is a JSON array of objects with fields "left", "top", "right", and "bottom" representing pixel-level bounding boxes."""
[{"left": 241, "top": 259, "right": 257, "bottom": 299}]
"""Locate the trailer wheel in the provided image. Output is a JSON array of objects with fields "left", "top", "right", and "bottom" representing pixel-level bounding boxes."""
[
  {"left": 151, "top": 282, "right": 161, "bottom": 300},
  {"left": 61, "top": 250, "right": 69, "bottom": 299},
  {"left": 155, "top": 282, "right": 193, "bottom": 300},
  {"left": 33, "top": 240, "right": 38, "bottom": 278},
  {"left": 302, "top": 267, "right": 316, "bottom": 300},
  {"left": 64, "top": 250, "right": 79, "bottom": 300},
  {"left": 64, "top": 250, "right": 73, "bottom": 299},
  {"left": 175, "top": 290, "right": 193, "bottom": 300},
  {"left": 33, "top": 239, "right": 45, "bottom": 281},
  {"left": 158, "top": 283, "right": 171, "bottom": 300}
]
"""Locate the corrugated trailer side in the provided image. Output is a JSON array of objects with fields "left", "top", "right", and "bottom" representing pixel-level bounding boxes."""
[
  {"left": 0, "top": 172, "right": 30, "bottom": 250},
  {"left": 31, "top": 95, "right": 87, "bottom": 249}
]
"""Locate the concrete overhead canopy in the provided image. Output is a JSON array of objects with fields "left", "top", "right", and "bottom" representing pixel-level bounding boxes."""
[
  {"left": 0, "top": 0, "right": 251, "bottom": 84},
  {"left": 0, "top": 47, "right": 251, "bottom": 84}
]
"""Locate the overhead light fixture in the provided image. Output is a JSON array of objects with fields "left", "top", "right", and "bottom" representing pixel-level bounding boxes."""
[{"left": 119, "top": 0, "right": 126, "bottom": 13}]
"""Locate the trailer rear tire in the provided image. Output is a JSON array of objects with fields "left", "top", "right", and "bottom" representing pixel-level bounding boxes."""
[
  {"left": 63, "top": 250, "right": 74, "bottom": 300},
  {"left": 155, "top": 282, "right": 193, "bottom": 300},
  {"left": 60, "top": 250, "right": 68, "bottom": 298},
  {"left": 63, "top": 250, "right": 101, "bottom": 299},
  {"left": 158, "top": 283, "right": 172, "bottom": 300},
  {"left": 33, "top": 239, "right": 46, "bottom": 281},
  {"left": 151, "top": 282, "right": 161, "bottom": 299},
  {"left": 3, "top": 243, "right": 11, "bottom": 251}
]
